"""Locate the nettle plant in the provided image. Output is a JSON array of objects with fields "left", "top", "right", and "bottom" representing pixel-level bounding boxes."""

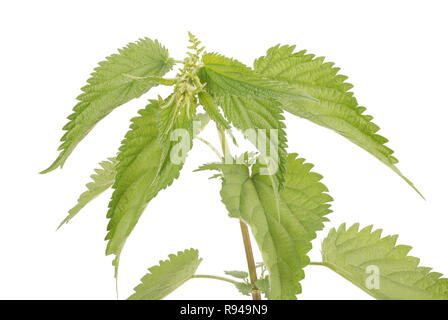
[{"left": 42, "top": 33, "right": 448, "bottom": 300}]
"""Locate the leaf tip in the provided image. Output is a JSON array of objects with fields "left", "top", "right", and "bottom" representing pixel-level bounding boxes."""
[
  {"left": 39, "top": 162, "right": 59, "bottom": 174},
  {"left": 413, "top": 185, "right": 425, "bottom": 200},
  {"left": 40, "top": 151, "right": 67, "bottom": 174},
  {"left": 391, "top": 166, "right": 425, "bottom": 200},
  {"left": 55, "top": 221, "right": 65, "bottom": 231},
  {"left": 404, "top": 175, "right": 425, "bottom": 200}
]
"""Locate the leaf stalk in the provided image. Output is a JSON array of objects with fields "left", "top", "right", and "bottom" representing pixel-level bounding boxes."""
[{"left": 191, "top": 274, "right": 239, "bottom": 285}]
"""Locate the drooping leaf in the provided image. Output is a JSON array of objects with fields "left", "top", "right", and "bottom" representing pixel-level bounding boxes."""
[
  {"left": 194, "top": 112, "right": 211, "bottom": 132},
  {"left": 106, "top": 99, "right": 194, "bottom": 276},
  {"left": 205, "top": 153, "right": 333, "bottom": 299},
  {"left": 198, "top": 91, "right": 230, "bottom": 130},
  {"left": 215, "top": 95, "right": 288, "bottom": 190},
  {"left": 128, "top": 249, "right": 202, "bottom": 300},
  {"left": 42, "top": 38, "right": 174, "bottom": 173},
  {"left": 321, "top": 223, "right": 448, "bottom": 300},
  {"left": 58, "top": 157, "right": 117, "bottom": 229},
  {"left": 254, "top": 45, "right": 422, "bottom": 197},
  {"left": 198, "top": 53, "right": 294, "bottom": 189},
  {"left": 224, "top": 270, "right": 249, "bottom": 279}
]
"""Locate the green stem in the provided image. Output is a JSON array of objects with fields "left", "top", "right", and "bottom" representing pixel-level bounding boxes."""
[
  {"left": 196, "top": 136, "right": 223, "bottom": 159},
  {"left": 309, "top": 261, "right": 325, "bottom": 266},
  {"left": 216, "top": 126, "right": 261, "bottom": 300},
  {"left": 192, "top": 274, "right": 239, "bottom": 285},
  {"left": 217, "top": 126, "right": 230, "bottom": 158},
  {"left": 240, "top": 221, "right": 261, "bottom": 300}
]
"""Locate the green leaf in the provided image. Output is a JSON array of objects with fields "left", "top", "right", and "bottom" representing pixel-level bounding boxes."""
[
  {"left": 156, "top": 92, "right": 197, "bottom": 153},
  {"left": 233, "top": 277, "right": 271, "bottom": 298},
  {"left": 198, "top": 53, "right": 294, "bottom": 189},
  {"left": 224, "top": 270, "right": 249, "bottom": 279},
  {"left": 255, "top": 276, "right": 271, "bottom": 299},
  {"left": 234, "top": 282, "right": 253, "bottom": 296},
  {"left": 42, "top": 38, "right": 174, "bottom": 173},
  {"left": 122, "top": 74, "right": 176, "bottom": 86},
  {"left": 58, "top": 157, "right": 117, "bottom": 230},
  {"left": 194, "top": 112, "right": 211, "bottom": 132},
  {"left": 208, "top": 153, "right": 333, "bottom": 299},
  {"left": 128, "top": 249, "right": 202, "bottom": 300},
  {"left": 106, "top": 99, "right": 194, "bottom": 276},
  {"left": 215, "top": 95, "right": 288, "bottom": 190},
  {"left": 321, "top": 223, "right": 448, "bottom": 300},
  {"left": 198, "top": 91, "right": 230, "bottom": 130},
  {"left": 254, "top": 45, "right": 422, "bottom": 197},
  {"left": 198, "top": 53, "right": 313, "bottom": 100}
]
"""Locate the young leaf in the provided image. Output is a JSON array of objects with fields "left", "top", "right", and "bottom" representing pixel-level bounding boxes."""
[
  {"left": 128, "top": 249, "right": 202, "bottom": 300},
  {"left": 255, "top": 276, "right": 271, "bottom": 299},
  {"left": 321, "top": 223, "right": 448, "bottom": 300},
  {"left": 234, "top": 282, "right": 254, "bottom": 296},
  {"left": 254, "top": 45, "right": 422, "bottom": 196},
  {"left": 204, "top": 153, "right": 333, "bottom": 299},
  {"left": 106, "top": 99, "right": 194, "bottom": 276},
  {"left": 224, "top": 270, "right": 249, "bottom": 279},
  {"left": 58, "top": 157, "right": 117, "bottom": 229},
  {"left": 42, "top": 38, "right": 174, "bottom": 173}
]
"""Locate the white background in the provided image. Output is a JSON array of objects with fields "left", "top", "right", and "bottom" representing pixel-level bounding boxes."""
[{"left": 1, "top": 0, "right": 447, "bottom": 300}]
